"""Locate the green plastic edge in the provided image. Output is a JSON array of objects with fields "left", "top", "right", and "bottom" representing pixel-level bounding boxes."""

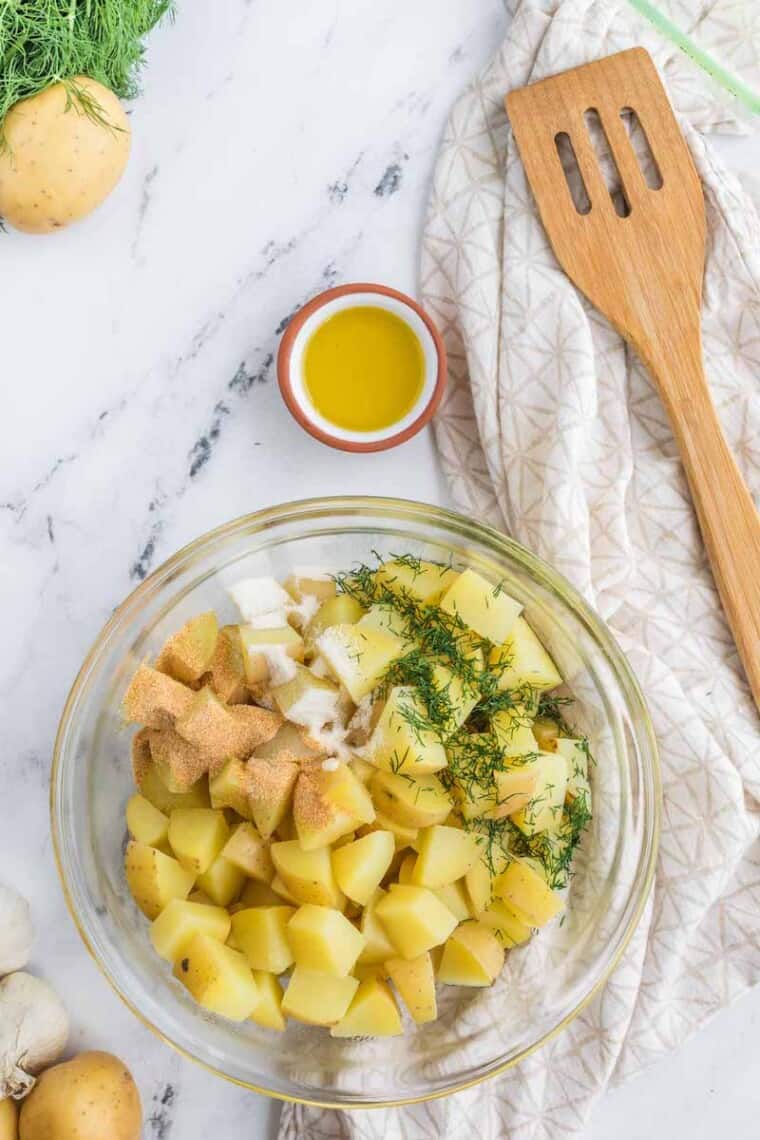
[{"left": 628, "top": 0, "right": 760, "bottom": 114}]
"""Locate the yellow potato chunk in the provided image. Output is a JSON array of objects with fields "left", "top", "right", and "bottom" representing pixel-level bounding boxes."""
[
  {"left": 126, "top": 794, "right": 169, "bottom": 850},
  {"left": 370, "top": 770, "right": 452, "bottom": 828},
  {"left": 231, "top": 906, "right": 295, "bottom": 973},
  {"left": 433, "top": 879, "right": 471, "bottom": 922},
  {"left": 464, "top": 858, "right": 492, "bottom": 915},
  {"left": 493, "top": 859, "right": 563, "bottom": 927},
  {"left": 222, "top": 822, "right": 274, "bottom": 882},
  {"left": 270, "top": 663, "right": 341, "bottom": 724},
  {"left": 357, "top": 604, "right": 412, "bottom": 643},
  {"left": 372, "top": 812, "right": 419, "bottom": 849},
  {"left": 412, "top": 825, "right": 481, "bottom": 888},
  {"left": 287, "top": 905, "right": 365, "bottom": 975},
  {"left": 431, "top": 662, "right": 480, "bottom": 730},
  {"left": 293, "top": 762, "right": 374, "bottom": 851},
  {"left": 134, "top": 744, "right": 210, "bottom": 814},
  {"left": 206, "top": 624, "right": 249, "bottom": 704},
  {"left": 304, "top": 594, "right": 365, "bottom": 657},
  {"left": 332, "top": 831, "right": 395, "bottom": 905},
  {"left": 511, "top": 752, "right": 568, "bottom": 836},
  {"left": 123, "top": 664, "right": 194, "bottom": 728},
  {"left": 173, "top": 932, "right": 259, "bottom": 1020},
  {"left": 385, "top": 952, "right": 437, "bottom": 1024},
  {"left": 239, "top": 879, "right": 284, "bottom": 908},
  {"left": 492, "top": 762, "right": 540, "bottom": 818},
  {"left": 490, "top": 710, "right": 540, "bottom": 757},
  {"left": 168, "top": 808, "right": 229, "bottom": 875},
  {"left": 246, "top": 757, "right": 300, "bottom": 839},
  {"left": 281, "top": 968, "right": 359, "bottom": 1026},
  {"left": 349, "top": 755, "right": 376, "bottom": 785},
  {"left": 196, "top": 852, "right": 246, "bottom": 907},
  {"left": 253, "top": 721, "right": 322, "bottom": 761},
  {"left": 124, "top": 841, "right": 195, "bottom": 920},
  {"left": 556, "top": 738, "right": 592, "bottom": 808},
  {"left": 438, "top": 920, "right": 504, "bottom": 986},
  {"left": 176, "top": 687, "right": 281, "bottom": 763},
  {"left": 209, "top": 757, "right": 253, "bottom": 820},
  {"left": 478, "top": 899, "right": 532, "bottom": 947},
  {"left": 157, "top": 612, "right": 219, "bottom": 684},
  {"left": 270, "top": 874, "right": 300, "bottom": 905},
  {"left": 532, "top": 715, "right": 560, "bottom": 751},
  {"left": 440, "top": 568, "right": 522, "bottom": 644},
  {"left": 357, "top": 888, "right": 397, "bottom": 964},
  {"left": 375, "top": 884, "right": 458, "bottom": 960},
  {"left": 270, "top": 840, "right": 343, "bottom": 907},
  {"left": 150, "top": 899, "right": 230, "bottom": 962},
  {"left": 147, "top": 728, "right": 211, "bottom": 792},
  {"left": 316, "top": 624, "right": 405, "bottom": 702},
  {"left": 490, "top": 616, "right": 562, "bottom": 692},
  {"left": 239, "top": 624, "right": 304, "bottom": 685},
  {"left": 250, "top": 971, "right": 286, "bottom": 1030},
  {"left": 331, "top": 976, "right": 402, "bottom": 1038},
  {"left": 366, "top": 687, "right": 447, "bottom": 774},
  {"left": 284, "top": 573, "right": 336, "bottom": 605},
  {"left": 374, "top": 558, "right": 458, "bottom": 604}
]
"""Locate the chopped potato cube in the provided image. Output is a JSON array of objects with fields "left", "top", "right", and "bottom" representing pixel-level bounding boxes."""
[
  {"left": 270, "top": 840, "right": 343, "bottom": 908},
  {"left": 332, "top": 831, "right": 395, "bottom": 905},
  {"left": 490, "top": 617, "right": 562, "bottom": 692},
  {"left": 196, "top": 852, "right": 246, "bottom": 907},
  {"left": 331, "top": 976, "right": 402, "bottom": 1037},
  {"left": 478, "top": 899, "right": 532, "bottom": 947},
  {"left": 374, "top": 558, "right": 458, "bottom": 605},
  {"left": 511, "top": 752, "right": 568, "bottom": 836},
  {"left": 168, "top": 808, "right": 229, "bottom": 875},
  {"left": 412, "top": 826, "right": 481, "bottom": 888},
  {"left": 126, "top": 794, "right": 169, "bottom": 851},
  {"left": 357, "top": 604, "right": 412, "bottom": 642},
  {"left": 270, "top": 874, "right": 300, "bottom": 905},
  {"left": 150, "top": 899, "right": 230, "bottom": 961},
  {"left": 239, "top": 879, "right": 284, "bottom": 908},
  {"left": 157, "top": 612, "right": 219, "bottom": 684},
  {"left": 135, "top": 755, "right": 210, "bottom": 815},
  {"left": 375, "top": 884, "right": 458, "bottom": 960},
  {"left": 286, "top": 904, "right": 365, "bottom": 975},
  {"left": 284, "top": 573, "right": 336, "bottom": 605},
  {"left": 222, "top": 822, "right": 274, "bottom": 882},
  {"left": 370, "top": 770, "right": 452, "bottom": 828},
  {"left": 532, "top": 716, "right": 560, "bottom": 751},
  {"left": 206, "top": 624, "right": 248, "bottom": 704},
  {"left": 209, "top": 757, "right": 253, "bottom": 820},
  {"left": 281, "top": 968, "right": 359, "bottom": 1026},
  {"left": 231, "top": 906, "right": 295, "bottom": 973},
  {"left": 464, "top": 859, "right": 492, "bottom": 915},
  {"left": 438, "top": 920, "right": 504, "bottom": 986},
  {"left": 493, "top": 860, "right": 563, "bottom": 927},
  {"left": 316, "top": 623, "right": 405, "bottom": 703},
  {"left": 124, "top": 841, "right": 195, "bottom": 920},
  {"left": 253, "top": 721, "right": 321, "bottom": 761},
  {"left": 270, "top": 664, "right": 340, "bottom": 725},
  {"left": 349, "top": 755, "right": 376, "bottom": 785},
  {"left": 372, "top": 812, "right": 419, "bottom": 849},
  {"left": 491, "top": 713, "right": 540, "bottom": 758},
  {"left": 293, "top": 762, "right": 374, "bottom": 851},
  {"left": 440, "top": 569, "right": 522, "bottom": 644},
  {"left": 304, "top": 594, "right": 365, "bottom": 658},
  {"left": 556, "top": 738, "right": 592, "bottom": 807},
  {"left": 366, "top": 687, "right": 447, "bottom": 774},
  {"left": 175, "top": 687, "right": 281, "bottom": 763},
  {"left": 492, "top": 762, "right": 540, "bottom": 818},
  {"left": 246, "top": 757, "right": 300, "bottom": 838},
  {"left": 385, "top": 952, "right": 437, "bottom": 1024},
  {"left": 239, "top": 624, "right": 304, "bottom": 685},
  {"left": 250, "top": 971, "right": 287, "bottom": 1030},
  {"left": 431, "top": 662, "right": 480, "bottom": 730},
  {"left": 173, "top": 932, "right": 259, "bottom": 1020},
  {"left": 123, "top": 664, "right": 194, "bottom": 728},
  {"left": 357, "top": 888, "right": 397, "bottom": 964},
  {"left": 433, "top": 880, "right": 471, "bottom": 922}
]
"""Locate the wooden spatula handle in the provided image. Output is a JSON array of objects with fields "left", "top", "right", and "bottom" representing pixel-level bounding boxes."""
[{"left": 653, "top": 342, "right": 760, "bottom": 706}]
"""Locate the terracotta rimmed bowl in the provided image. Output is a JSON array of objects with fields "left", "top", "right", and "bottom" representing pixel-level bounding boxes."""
[{"left": 277, "top": 282, "right": 446, "bottom": 452}]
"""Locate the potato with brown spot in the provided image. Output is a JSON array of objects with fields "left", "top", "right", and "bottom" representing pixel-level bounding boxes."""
[{"left": 19, "top": 1051, "right": 141, "bottom": 1139}]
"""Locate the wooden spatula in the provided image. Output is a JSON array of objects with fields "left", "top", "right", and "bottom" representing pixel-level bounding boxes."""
[{"left": 506, "top": 47, "right": 760, "bottom": 710}]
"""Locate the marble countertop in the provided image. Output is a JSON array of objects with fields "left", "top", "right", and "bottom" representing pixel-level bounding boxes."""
[{"left": 2, "top": 2, "right": 758, "bottom": 1136}]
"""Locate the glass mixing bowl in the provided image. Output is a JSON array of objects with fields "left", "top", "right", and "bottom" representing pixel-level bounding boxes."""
[{"left": 51, "top": 497, "right": 660, "bottom": 1108}]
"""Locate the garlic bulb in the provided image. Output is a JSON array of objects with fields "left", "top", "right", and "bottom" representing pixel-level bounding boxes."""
[
  {"left": 0, "top": 884, "right": 33, "bottom": 975},
  {"left": 0, "top": 973, "right": 68, "bottom": 1098}
]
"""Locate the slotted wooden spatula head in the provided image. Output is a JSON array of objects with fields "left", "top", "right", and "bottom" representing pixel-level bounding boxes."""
[{"left": 506, "top": 47, "right": 705, "bottom": 376}]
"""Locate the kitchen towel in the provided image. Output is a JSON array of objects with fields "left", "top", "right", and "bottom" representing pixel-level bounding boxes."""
[{"left": 280, "top": 1, "right": 760, "bottom": 1136}]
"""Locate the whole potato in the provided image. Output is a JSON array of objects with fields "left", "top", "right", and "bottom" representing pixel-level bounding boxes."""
[
  {"left": 0, "top": 76, "right": 131, "bottom": 234},
  {"left": 0, "top": 1098, "right": 18, "bottom": 1140},
  {"left": 19, "top": 1052, "right": 141, "bottom": 1140}
]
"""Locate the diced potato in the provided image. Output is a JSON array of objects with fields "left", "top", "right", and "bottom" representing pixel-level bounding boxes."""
[
  {"left": 464, "top": 859, "right": 492, "bottom": 915},
  {"left": 250, "top": 971, "right": 286, "bottom": 1030},
  {"left": 511, "top": 752, "right": 568, "bottom": 836},
  {"left": 175, "top": 687, "right": 281, "bottom": 762},
  {"left": 157, "top": 612, "right": 219, "bottom": 684},
  {"left": 492, "top": 762, "right": 540, "bottom": 818},
  {"left": 370, "top": 770, "right": 452, "bottom": 829},
  {"left": 286, "top": 905, "right": 365, "bottom": 975},
  {"left": 440, "top": 569, "right": 522, "bottom": 644},
  {"left": 252, "top": 721, "right": 321, "bottom": 761},
  {"left": 270, "top": 664, "right": 340, "bottom": 725},
  {"left": 431, "top": 662, "right": 480, "bottom": 730},
  {"left": 270, "top": 840, "right": 343, "bottom": 907},
  {"left": 147, "top": 728, "right": 211, "bottom": 792},
  {"left": 124, "top": 841, "right": 195, "bottom": 920},
  {"left": 246, "top": 757, "right": 300, "bottom": 838},
  {"left": 188, "top": 888, "right": 214, "bottom": 906},
  {"left": 239, "top": 624, "right": 304, "bottom": 685},
  {"left": 173, "top": 932, "right": 259, "bottom": 1020},
  {"left": 438, "top": 920, "right": 504, "bottom": 986},
  {"left": 385, "top": 952, "right": 437, "bottom": 1024},
  {"left": 349, "top": 755, "right": 376, "bottom": 785},
  {"left": 196, "top": 852, "right": 246, "bottom": 907},
  {"left": 284, "top": 573, "right": 337, "bottom": 605},
  {"left": 135, "top": 757, "right": 210, "bottom": 815},
  {"left": 206, "top": 624, "right": 249, "bottom": 704},
  {"left": 365, "top": 687, "right": 447, "bottom": 774},
  {"left": 293, "top": 762, "right": 374, "bottom": 851},
  {"left": 352, "top": 962, "right": 388, "bottom": 982},
  {"left": 332, "top": 831, "right": 395, "bottom": 905},
  {"left": 209, "top": 757, "right": 253, "bottom": 820},
  {"left": 491, "top": 713, "right": 540, "bottom": 758},
  {"left": 357, "top": 604, "right": 411, "bottom": 642},
  {"left": 433, "top": 880, "right": 471, "bottom": 922},
  {"left": 493, "top": 859, "right": 563, "bottom": 927},
  {"left": 150, "top": 899, "right": 230, "bottom": 961},
  {"left": 239, "top": 879, "right": 284, "bottom": 908},
  {"left": 270, "top": 874, "right": 300, "bottom": 905},
  {"left": 304, "top": 594, "right": 365, "bottom": 657},
  {"left": 123, "top": 664, "right": 194, "bottom": 728},
  {"left": 478, "top": 899, "right": 532, "bottom": 947},
  {"left": 375, "top": 884, "right": 458, "bottom": 959},
  {"left": 222, "top": 822, "right": 274, "bottom": 882},
  {"left": 331, "top": 976, "right": 402, "bottom": 1037},
  {"left": 532, "top": 716, "right": 560, "bottom": 751},
  {"left": 374, "top": 558, "right": 458, "bottom": 605},
  {"left": 168, "top": 808, "right": 229, "bottom": 875},
  {"left": 372, "top": 812, "right": 419, "bottom": 849},
  {"left": 412, "top": 825, "right": 481, "bottom": 888},
  {"left": 231, "top": 906, "right": 295, "bottom": 973},
  {"left": 316, "top": 624, "right": 405, "bottom": 703},
  {"left": 556, "top": 738, "right": 592, "bottom": 807},
  {"left": 281, "top": 968, "right": 359, "bottom": 1026},
  {"left": 357, "top": 888, "right": 397, "bottom": 964},
  {"left": 490, "top": 617, "right": 562, "bottom": 692},
  {"left": 126, "top": 794, "right": 169, "bottom": 850}
]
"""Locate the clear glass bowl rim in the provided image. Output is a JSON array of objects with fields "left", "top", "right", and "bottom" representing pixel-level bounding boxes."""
[{"left": 51, "top": 495, "right": 661, "bottom": 1109}]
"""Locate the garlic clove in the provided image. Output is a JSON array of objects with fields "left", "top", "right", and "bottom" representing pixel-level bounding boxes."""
[
  {"left": 0, "top": 884, "right": 34, "bottom": 975},
  {"left": 0, "top": 973, "right": 68, "bottom": 1099}
]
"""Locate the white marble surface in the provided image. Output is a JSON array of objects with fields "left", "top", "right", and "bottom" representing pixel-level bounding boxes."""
[{"left": 1, "top": 2, "right": 758, "bottom": 1137}]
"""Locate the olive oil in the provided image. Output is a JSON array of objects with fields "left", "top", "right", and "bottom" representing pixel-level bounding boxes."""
[{"left": 303, "top": 306, "right": 424, "bottom": 432}]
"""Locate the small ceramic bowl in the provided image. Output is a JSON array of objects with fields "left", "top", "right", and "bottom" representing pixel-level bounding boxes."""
[{"left": 277, "top": 282, "right": 446, "bottom": 452}]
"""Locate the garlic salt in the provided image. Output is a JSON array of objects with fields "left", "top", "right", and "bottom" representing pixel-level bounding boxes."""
[
  {"left": 0, "top": 973, "right": 68, "bottom": 1098},
  {"left": 0, "top": 884, "right": 33, "bottom": 975}
]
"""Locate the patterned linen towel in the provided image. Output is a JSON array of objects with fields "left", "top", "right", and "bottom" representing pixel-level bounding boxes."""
[{"left": 281, "top": 2, "right": 760, "bottom": 1135}]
